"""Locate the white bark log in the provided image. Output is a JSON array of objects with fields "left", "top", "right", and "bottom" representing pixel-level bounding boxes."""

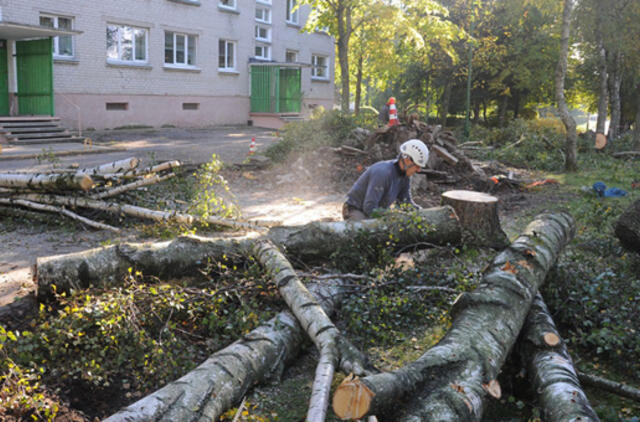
[
  {"left": 0, "top": 173, "right": 93, "bottom": 192},
  {"left": 91, "top": 173, "right": 175, "bottom": 199},
  {"left": 517, "top": 294, "right": 600, "bottom": 421},
  {"left": 75, "top": 157, "right": 140, "bottom": 176},
  {"left": 97, "top": 160, "right": 182, "bottom": 179},
  {"left": 0, "top": 198, "right": 120, "bottom": 233},
  {"left": 104, "top": 279, "right": 350, "bottom": 422},
  {"left": 332, "top": 212, "right": 576, "bottom": 420},
  {"left": 252, "top": 241, "right": 370, "bottom": 422}
]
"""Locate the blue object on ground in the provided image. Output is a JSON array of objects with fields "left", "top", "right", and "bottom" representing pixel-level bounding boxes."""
[{"left": 592, "top": 181, "right": 627, "bottom": 197}]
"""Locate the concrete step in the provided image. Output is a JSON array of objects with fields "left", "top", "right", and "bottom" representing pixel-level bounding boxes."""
[
  {"left": 9, "top": 136, "right": 82, "bottom": 145},
  {"left": 1, "top": 122, "right": 60, "bottom": 129},
  {"left": 0, "top": 116, "right": 60, "bottom": 122},
  {"left": 5, "top": 127, "right": 66, "bottom": 134},
  {"left": 11, "top": 131, "right": 70, "bottom": 140}
]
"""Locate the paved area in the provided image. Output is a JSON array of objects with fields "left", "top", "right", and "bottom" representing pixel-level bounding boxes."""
[{"left": 0, "top": 126, "right": 277, "bottom": 172}]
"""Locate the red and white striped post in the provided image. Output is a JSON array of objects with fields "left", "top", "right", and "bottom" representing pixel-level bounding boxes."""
[
  {"left": 248, "top": 137, "right": 257, "bottom": 155},
  {"left": 387, "top": 97, "right": 398, "bottom": 127}
]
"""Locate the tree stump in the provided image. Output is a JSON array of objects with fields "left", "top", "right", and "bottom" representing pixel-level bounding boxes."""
[
  {"left": 615, "top": 198, "right": 640, "bottom": 253},
  {"left": 441, "top": 190, "right": 509, "bottom": 249}
]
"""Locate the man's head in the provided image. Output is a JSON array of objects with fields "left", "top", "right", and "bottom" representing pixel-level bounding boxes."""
[{"left": 398, "top": 139, "right": 429, "bottom": 176}]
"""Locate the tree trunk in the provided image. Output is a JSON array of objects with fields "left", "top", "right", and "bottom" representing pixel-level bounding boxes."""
[
  {"left": 336, "top": 3, "right": 352, "bottom": 113},
  {"left": 267, "top": 206, "right": 461, "bottom": 262},
  {"left": 0, "top": 173, "right": 93, "bottom": 192},
  {"left": 251, "top": 240, "right": 370, "bottom": 422},
  {"left": 36, "top": 236, "right": 250, "bottom": 300},
  {"left": 595, "top": 38, "right": 608, "bottom": 135},
  {"left": 354, "top": 53, "right": 363, "bottom": 116},
  {"left": 441, "top": 190, "right": 509, "bottom": 249},
  {"left": 498, "top": 95, "right": 509, "bottom": 128},
  {"left": 104, "top": 279, "right": 350, "bottom": 422},
  {"left": 516, "top": 294, "right": 600, "bottom": 421},
  {"left": 634, "top": 86, "right": 640, "bottom": 150},
  {"left": 608, "top": 50, "right": 623, "bottom": 141},
  {"left": 36, "top": 206, "right": 462, "bottom": 298},
  {"left": 439, "top": 80, "right": 451, "bottom": 126},
  {"left": 614, "top": 198, "right": 640, "bottom": 253},
  {"left": 554, "top": 0, "right": 578, "bottom": 172},
  {"left": 75, "top": 157, "right": 140, "bottom": 176},
  {"left": 332, "top": 212, "right": 576, "bottom": 420}
]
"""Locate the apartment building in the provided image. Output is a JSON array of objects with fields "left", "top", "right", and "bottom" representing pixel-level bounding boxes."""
[{"left": 0, "top": 0, "right": 335, "bottom": 130}]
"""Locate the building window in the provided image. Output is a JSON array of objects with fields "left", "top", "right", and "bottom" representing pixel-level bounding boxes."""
[
  {"left": 219, "top": 0, "right": 236, "bottom": 10},
  {"left": 106, "top": 24, "right": 148, "bottom": 63},
  {"left": 40, "top": 15, "right": 74, "bottom": 57},
  {"left": 218, "top": 39, "right": 235, "bottom": 70},
  {"left": 255, "top": 25, "right": 271, "bottom": 42},
  {"left": 182, "top": 103, "right": 199, "bottom": 110},
  {"left": 255, "top": 44, "right": 270, "bottom": 60},
  {"left": 311, "top": 54, "right": 328, "bottom": 79},
  {"left": 256, "top": 0, "right": 271, "bottom": 4},
  {"left": 255, "top": 6, "right": 271, "bottom": 23},
  {"left": 165, "top": 32, "right": 196, "bottom": 66},
  {"left": 286, "top": 0, "right": 299, "bottom": 25},
  {"left": 285, "top": 50, "right": 297, "bottom": 63}
]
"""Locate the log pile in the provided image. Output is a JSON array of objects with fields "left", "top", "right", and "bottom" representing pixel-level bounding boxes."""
[{"left": 0, "top": 157, "right": 257, "bottom": 232}]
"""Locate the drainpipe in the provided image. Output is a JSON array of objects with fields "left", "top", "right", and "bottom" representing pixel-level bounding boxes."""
[{"left": 7, "top": 40, "right": 18, "bottom": 116}]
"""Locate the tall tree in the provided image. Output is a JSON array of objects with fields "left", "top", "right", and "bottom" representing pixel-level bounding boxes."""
[{"left": 555, "top": 0, "right": 578, "bottom": 171}]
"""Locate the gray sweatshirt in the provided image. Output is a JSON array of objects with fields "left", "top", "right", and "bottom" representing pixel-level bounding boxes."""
[{"left": 345, "top": 159, "right": 416, "bottom": 217}]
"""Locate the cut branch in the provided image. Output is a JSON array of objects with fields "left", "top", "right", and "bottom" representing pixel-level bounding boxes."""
[
  {"left": 578, "top": 372, "right": 640, "bottom": 402},
  {"left": 91, "top": 173, "right": 175, "bottom": 199},
  {"left": 332, "top": 212, "right": 575, "bottom": 420},
  {"left": 0, "top": 198, "right": 120, "bottom": 233}
]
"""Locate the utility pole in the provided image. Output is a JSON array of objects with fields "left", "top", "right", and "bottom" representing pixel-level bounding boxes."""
[{"left": 463, "top": 3, "right": 476, "bottom": 139}]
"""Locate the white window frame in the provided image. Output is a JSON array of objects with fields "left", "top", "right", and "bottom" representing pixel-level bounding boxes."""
[
  {"left": 254, "top": 44, "right": 270, "bottom": 60},
  {"left": 219, "top": 0, "right": 237, "bottom": 10},
  {"left": 218, "top": 39, "right": 236, "bottom": 71},
  {"left": 311, "top": 54, "right": 329, "bottom": 80},
  {"left": 254, "top": 25, "right": 271, "bottom": 43},
  {"left": 106, "top": 24, "right": 148, "bottom": 64},
  {"left": 286, "top": 0, "right": 299, "bottom": 25},
  {"left": 256, "top": 0, "right": 271, "bottom": 4},
  {"left": 285, "top": 50, "right": 298, "bottom": 63},
  {"left": 40, "top": 14, "right": 74, "bottom": 58},
  {"left": 255, "top": 6, "right": 271, "bottom": 24},
  {"left": 164, "top": 31, "right": 197, "bottom": 67}
]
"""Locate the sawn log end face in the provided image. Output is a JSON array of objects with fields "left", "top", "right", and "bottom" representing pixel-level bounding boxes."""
[{"left": 332, "top": 374, "right": 375, "bottom": 420}]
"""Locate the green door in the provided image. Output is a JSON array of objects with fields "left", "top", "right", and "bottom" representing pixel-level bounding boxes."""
[
  {"left": 0, "top": 40, "right": 9, "bottom": 116},
  {"left": 251, "top": 65, "right": 301, "bottom": 113},
  {"left": 278, "top": 68, "right": 301, "bottom": 113},
  {"left": 16, "top": 38, "right": 54, "bottom": 116}
]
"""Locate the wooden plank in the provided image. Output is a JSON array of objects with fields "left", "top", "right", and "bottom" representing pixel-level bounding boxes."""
[{"left": 432, "top": 144, "right": 459, "bottom": 165}]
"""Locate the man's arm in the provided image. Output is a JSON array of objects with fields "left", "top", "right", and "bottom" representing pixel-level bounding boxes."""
[{"left": 362, "top": 172, "right": 388, "bottom": 217}]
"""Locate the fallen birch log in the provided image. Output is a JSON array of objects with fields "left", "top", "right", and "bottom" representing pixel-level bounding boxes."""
[
  {"left": 75, "top": 157, "right": 140, "bottom": 176},
  {"left": 91, "top": 173, "right": 175, "bottom": 199},
  {"left": 36, "top": 207, "right": 463, "bottom": 298},
  {"left": 252, "top": 241, "right": 370, "bottom": 422},
  {"left": 268, "top": 206, "right": 461, "bottom": 261},
  {"left": 97, "top": 160, "right": 182, "bottom": 179},
  {"left": 0, "top": 198, "right": 120, "bottom": 233},
  {"left": 104, "top": 278, "right": 350, "bottom": 422},
  {"left": 516, "top": 294, "right": 600, "bottom": 421},
  {"left": 332, "top": 212, "right": 575, "bottom": 421},
  {"left": 36, "top": 235, "right": 251, "bottom": 300},
  {"left": 0, "top": 173, "right": 93, "bottom": 192}
]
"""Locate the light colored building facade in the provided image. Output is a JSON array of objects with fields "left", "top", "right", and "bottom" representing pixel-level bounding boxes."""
[{"left": 0, "top": 0, "right": 334, "bottom": 129}]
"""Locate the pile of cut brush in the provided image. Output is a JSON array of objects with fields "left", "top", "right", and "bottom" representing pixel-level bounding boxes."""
[
  {"left": 329, "top": 118, "right": 534, "bottom": 194},
  {"left": 0, "top": 157, "right": 258, "bottom": 233}
]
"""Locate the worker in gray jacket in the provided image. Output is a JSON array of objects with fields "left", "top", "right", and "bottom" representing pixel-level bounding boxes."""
[{"left": 342, "top": 139, "right": 429, "bottom": 221}]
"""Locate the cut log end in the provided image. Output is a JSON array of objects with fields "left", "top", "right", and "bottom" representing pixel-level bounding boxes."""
[
  {"left": 482, "top": 379, "right": 502, "bottom": 399},
  {"left": 332, "top": 374, "right": 375, "bottom": 420},
  {"left": 543, "top": 332, "right": 560, "bottom": 347},
  {"left": 78, "top": 174, "right": 94, "bottom": 191}
]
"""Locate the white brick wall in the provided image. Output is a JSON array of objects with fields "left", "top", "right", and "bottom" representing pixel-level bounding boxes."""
[{"left": 2, "top": 0, "right": 335, "bottom": 128}]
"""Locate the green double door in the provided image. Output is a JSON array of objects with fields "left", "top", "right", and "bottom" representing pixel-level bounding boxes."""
[
  {"left": 0, "top": 41, "right": 8, "bottom": 115},
  {"left": 16, "top": 38, "right": 54, "bottom": 115},
  {"left": 250, "top": 66, "right": 301, "bottom": 114}
]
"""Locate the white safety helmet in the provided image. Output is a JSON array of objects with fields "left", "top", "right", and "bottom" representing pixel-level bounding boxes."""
[{"left": 399, "top": 139, "right": 429, "bottom": 168}]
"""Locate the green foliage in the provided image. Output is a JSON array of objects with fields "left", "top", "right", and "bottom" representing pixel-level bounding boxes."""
[
  {"left": 0, "top": 262, "right": 278, "bottom": 419},
  {"left": 469, "top": 118, "right": 567, "bottom": 170},
  {"left": 189, "top": 154, "right": 240, "bottom": 222},
  {"left": 265, "top": 110, "right": 372, "bottom": 162}
]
